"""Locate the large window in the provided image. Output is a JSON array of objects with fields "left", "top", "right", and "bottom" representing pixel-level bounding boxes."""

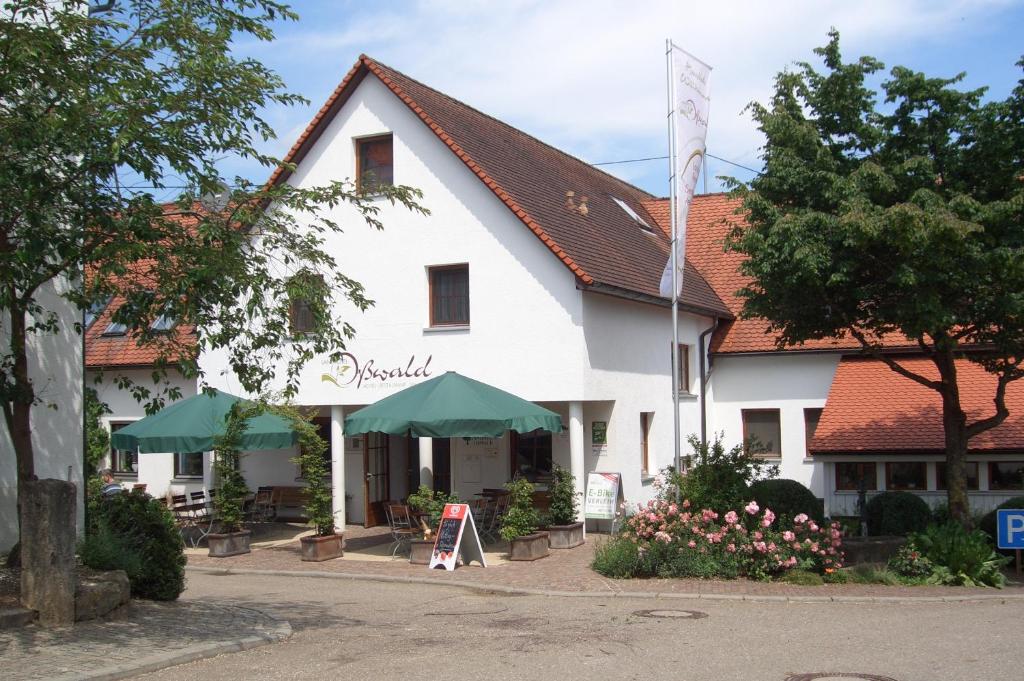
[
  {"left": 989, "top": 462, "right": 1024, "bottom": 491},
  {"left": 109, "top": 422, "right": 137, "bottom": 477},
  {"left": 429, "top": 265, "right": 469, "bottom": 326},
  {"left": 174, "top": 452, "right": 203, "bottom": 479},
  {"left": 640, "top": 412, "right": 653, "bottom": 474},
  {"left": 803, "top": 408, "right": 823, "bottom": 457},
  {"left": 885, "top": 462, "right": 927, "bottom": 491},
  {"left": 836, "top": 462, "right": 877, "bottom": 491},
  {"left": 742, "top": 409, "right": 781, "bottom": 458},
  {"left": 936, "top": 462, "right": 979, "bottom": 490},
  {"left": 356, "top": 134, "right": 393, "bottom": 192},
  {"left": 513, "top": 430, "right": 552, "bottom": 483}
]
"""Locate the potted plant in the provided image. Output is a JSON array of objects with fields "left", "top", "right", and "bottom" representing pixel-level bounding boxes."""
[
  {"left": 208, "top": 403, "right": 254, "bottom": 557},
  {"left": 501, "top": 477, "right": 548, "bottom": 561},
  {"left": 280, "top": 405, "right": 343, "bottom": 562},
  {"left": 406, "top": 485, "right": 459, "bottom": 565},
  {"left": 545, "top": 465, "right": 584, "bottom": 549}
]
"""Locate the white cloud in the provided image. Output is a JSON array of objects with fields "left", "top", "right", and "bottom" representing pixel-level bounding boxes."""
[{"left": 236, "top": 0, "right": 1018, "bottom": 191}]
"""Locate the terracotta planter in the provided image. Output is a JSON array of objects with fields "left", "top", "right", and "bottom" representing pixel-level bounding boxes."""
[
  {"left": 547, "top": 521, "right": 584, "bottom": 549},
  {"left": 409, "top": 538, "right": 433, "bottom": 565},
  {"left": 508, "top": 531, "right": 550, "bottom": 561},
  {"left": 207, "top": 530, "right": 251, "bottom": 558},
  {"left": 300, "top": 533, "right": 344, "bottom": 562}
]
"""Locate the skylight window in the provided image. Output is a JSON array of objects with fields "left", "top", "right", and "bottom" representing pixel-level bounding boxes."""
[
  {"left": 84, "top": 296, "right": 111, "bottom": 329},
  {"left": 611, "top": 196, "right": 653, "bottom": 232},
  {"left": 150, "top": 313, "right": 175, "bottom": 332},
  {"left": 102, "top": 321, "right": 127, "bottom": 336}
]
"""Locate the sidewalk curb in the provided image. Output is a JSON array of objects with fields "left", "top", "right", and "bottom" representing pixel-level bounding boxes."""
[
  {"left": 56, "top": 610, "right": 291, "bottom": 681},
  {"left": 185, "top": 565, "right": 1024, "bottom": 604}
]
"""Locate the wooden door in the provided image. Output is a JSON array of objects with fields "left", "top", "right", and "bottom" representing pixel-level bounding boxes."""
[
  {"left": 363, "top": 432, "right": 390, "bottom": 527},
  {"left": 432, "top": 438, "right": 452, "bottom": 495}
]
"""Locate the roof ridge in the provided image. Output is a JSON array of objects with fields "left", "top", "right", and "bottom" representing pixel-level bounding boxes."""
[{"left": 364, "top": 55, "right": 657, "bottom": 201}]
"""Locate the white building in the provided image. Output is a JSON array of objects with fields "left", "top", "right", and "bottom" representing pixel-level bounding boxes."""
[{"left": 86, "top": 55, "right": 1023, "bottom": 528}]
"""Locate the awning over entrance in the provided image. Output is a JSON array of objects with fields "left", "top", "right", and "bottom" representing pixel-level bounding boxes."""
[
  {"left": 343, "top": 371, "right": 564, "bottom": 437},
  {"left": 110, "top": 389, "right": 298, "bottom": 453},
  {"left": 811, "top": 357, "right": 1024, "bottom": 454}
]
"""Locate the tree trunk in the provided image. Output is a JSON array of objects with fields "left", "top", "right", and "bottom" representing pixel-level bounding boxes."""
[{"left": 936, "top": 349, "right": 970, "bottom": 527}]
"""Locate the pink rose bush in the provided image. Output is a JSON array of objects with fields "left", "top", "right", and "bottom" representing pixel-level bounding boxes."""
[{"left": 595, "top": 498, "right": 843, "bottom": 581}]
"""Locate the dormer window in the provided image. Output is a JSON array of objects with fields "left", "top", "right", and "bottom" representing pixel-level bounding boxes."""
[
  {"left": 356, "top": 134, "right": 393, "bottom": 193},
  {"left": 611, "top": 196, "right": 653, "bottom": 233}
]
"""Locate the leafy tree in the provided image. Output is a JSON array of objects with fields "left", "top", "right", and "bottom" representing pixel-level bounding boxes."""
[
  {"left": 1, "top": 0, "right": 424, "bottom": 602},
  {"left": 727, "top": 30, "right": 1023, "bottom": 525}
]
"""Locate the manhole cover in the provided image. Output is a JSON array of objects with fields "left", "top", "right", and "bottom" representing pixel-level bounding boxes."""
[
  {"left": 786, "top": 674, "right": 900, "bottom": 681},
  {"left": 632, "top": 609, "right": 708, "bottom": 619}
]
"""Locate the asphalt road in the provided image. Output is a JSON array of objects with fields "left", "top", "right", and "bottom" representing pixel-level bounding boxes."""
[{"left": 137, "top": 572, "right": 1024, "bottom": 681}]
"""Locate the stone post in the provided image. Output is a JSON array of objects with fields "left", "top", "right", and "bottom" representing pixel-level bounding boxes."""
[
  {"left": 20, "top": 479, "right": 77, "bottom": 626},
  {"left": 569, "top": 401, "right": 585, "bottom": 523},
  {"left": 418, "top": 437, "right": 433, "bottom": 490}
]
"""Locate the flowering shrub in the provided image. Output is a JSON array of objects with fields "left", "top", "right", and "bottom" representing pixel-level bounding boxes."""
[
  {"left": 887, "top": 540, "right": 934, "bottom": 578},
  {"left": 593, "top": 498, "right": 843, "bottom": 581}
]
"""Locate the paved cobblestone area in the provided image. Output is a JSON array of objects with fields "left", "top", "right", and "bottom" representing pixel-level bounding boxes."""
[
  {"left": 0, "top": 599, "right": 289, "bottom": 681},
  {"left": 186, "top": 526, "right": 1024, "bottom": 601}
]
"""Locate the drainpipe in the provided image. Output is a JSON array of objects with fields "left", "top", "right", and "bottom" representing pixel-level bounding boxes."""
[{"left": 698, "top": 317, "right": 719, "bottom": 447}]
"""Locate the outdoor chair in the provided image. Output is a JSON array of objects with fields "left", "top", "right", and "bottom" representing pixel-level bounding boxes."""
[
  {"left": 480, "top": 495, "right": 508, "bottom": 544},
  {"left": 249, "top": 486, "right": 276, "bottom": 522},
  {"left": 468, "top": 497, "right": 490, "bottom": 531},
  {"left": 385, "top": 503, "right": 418, "bottom": 558}
]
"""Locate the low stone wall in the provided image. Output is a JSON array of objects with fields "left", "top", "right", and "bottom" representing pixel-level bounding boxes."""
[
  {"left": 76, "top": 569, "right": 131, "bottom": 622},
  {"left": 842, "top": 536, "right": 906, "bottom": 565}
]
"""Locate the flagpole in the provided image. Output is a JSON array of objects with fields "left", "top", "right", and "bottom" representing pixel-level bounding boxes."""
[{"left": 666, "top": 39, "right": 681, "bottom": 494}]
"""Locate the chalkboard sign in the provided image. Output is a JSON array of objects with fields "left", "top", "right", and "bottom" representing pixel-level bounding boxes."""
[{"left": 429, "top": 503, "right": 487, "bottom": 571}]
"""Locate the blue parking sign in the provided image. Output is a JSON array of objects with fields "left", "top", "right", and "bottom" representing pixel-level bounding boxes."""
[{"left": 996, "top": 509, "right": 1024, "bottom": 549}]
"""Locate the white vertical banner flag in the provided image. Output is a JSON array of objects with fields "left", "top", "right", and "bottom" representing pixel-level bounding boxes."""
[{"left": 659, "top": 45, "right": 712, "bottom": 298}]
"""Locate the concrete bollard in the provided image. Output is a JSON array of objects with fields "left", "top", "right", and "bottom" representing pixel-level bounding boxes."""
[{"left": 20, "top": 479, "right": 77, "bottom": 627}]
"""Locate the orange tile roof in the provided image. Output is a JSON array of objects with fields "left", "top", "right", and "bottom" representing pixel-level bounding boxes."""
[
  {"left": 84, "top": 207, "right": 199, "bottom": 369},
  {"left": 643, "top": 195, "right": 916, "bottom": 355},
  {"left": 269, "top": 55, "right": 731, "bottom": 317},
  {"left": 810, "top": 357, "right": 1024, "bottom": 454}
]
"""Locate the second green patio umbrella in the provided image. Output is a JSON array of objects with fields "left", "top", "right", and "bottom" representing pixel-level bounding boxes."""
[
  {"left": 343, "top": 371, "right": 563, "bottom": 437},
  {"left": 110, "top": 389, "right": 298, "bottom": 453}
]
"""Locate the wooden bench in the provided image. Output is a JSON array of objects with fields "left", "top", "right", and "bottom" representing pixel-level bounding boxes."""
[{"left": 271, "top": 486, "right": 308, "bottom": 518}]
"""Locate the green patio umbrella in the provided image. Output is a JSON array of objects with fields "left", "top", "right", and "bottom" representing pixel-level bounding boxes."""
[
  {"left": 344, "top": 371, "right": 563, "bottom": 437},
  {"left": 110, "top": 390, "right": 298, "bottom": 453}
]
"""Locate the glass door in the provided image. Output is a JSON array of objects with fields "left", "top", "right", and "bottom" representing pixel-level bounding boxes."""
[{"left": 363, "top": 432, "right": 390, "bottom": 527}]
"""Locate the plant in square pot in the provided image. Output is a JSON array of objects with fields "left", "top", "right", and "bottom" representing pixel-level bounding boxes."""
[
  {"left": 501, "top": 478, "right": 548, "bottom": 561},
  {"left": 406, "top": 486, "right": 459, "bottom": 565},
  {"left": 208, "top": 403, "right": 254, "bottom": 558},
  {"left": 279, "top": 405, "right": 343, "bottom": 562},
  {"left": 545, "top": 465, "right": 584, "bottom": 549}
]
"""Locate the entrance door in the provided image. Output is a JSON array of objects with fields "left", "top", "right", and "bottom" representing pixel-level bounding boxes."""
[
  {"left": 363, "top": 432, "right": 390, "bottom": 527},
  {"left": 432, "top": 438, "right": 452, "bottom": 495}
]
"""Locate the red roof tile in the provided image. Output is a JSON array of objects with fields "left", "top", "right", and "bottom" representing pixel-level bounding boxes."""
[
  {"left": 270, "top": 55, "right": 731, "bottom": 317},
  {"left": 811, "top": 357, "right": 1024, "bottom": 454},
  {"left": 642, "top": 195, "right": 917, "bottom": 354}
]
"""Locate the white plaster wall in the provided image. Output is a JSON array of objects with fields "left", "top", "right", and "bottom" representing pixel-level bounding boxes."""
[
  {"left": 88, "top": 368, "right": 197, "bottom": 500},
  {"left": 0, "top": 277, "right": 84, "bottom": 551},
  {"left": 709, "top": 353, "right": 840, "bottom": 497},
  {"left": 581, "top": 292, "right": 711, "bottom": 506},
  {"left": 201, "top": 74, "right": 586, "bottom": 408}
]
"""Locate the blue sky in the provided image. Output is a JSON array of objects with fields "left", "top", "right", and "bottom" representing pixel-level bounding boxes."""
[{"left": 218, "top": 0, "right": 1024, "bottom": 199}]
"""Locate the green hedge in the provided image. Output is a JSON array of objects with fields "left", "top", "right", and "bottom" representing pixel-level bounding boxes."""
[
  {"left": 866, "top": 491, "right": 932, "bottom": 536},
  {"left": 748, "top": 478, "right": 823, "bottom": 526},
  {"left": 81, "top": 491, "right": 185, "bottom": 601}
]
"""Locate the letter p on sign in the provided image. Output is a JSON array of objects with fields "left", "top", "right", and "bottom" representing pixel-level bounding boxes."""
[{"left": 996, "top": 510, "right": 1024, "bottom": 550}]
